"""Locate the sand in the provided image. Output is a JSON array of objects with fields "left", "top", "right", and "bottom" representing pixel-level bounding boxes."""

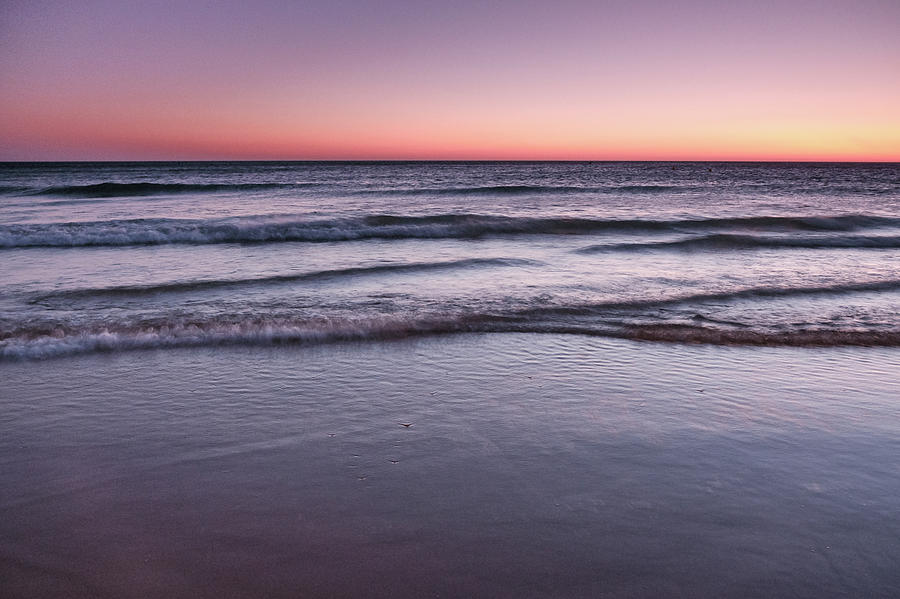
[{"left": 2, "top": 333, "right": 899, "bottom": 597}]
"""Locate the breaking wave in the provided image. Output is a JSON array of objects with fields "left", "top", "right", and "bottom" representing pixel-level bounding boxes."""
[
  {"left": 6, "top": 277, "right": 900, "bottom": 360},
  {"left": 3, "top": 213, "right": 898, "bottom": 248},
  {"left": 0, "top": 314, "right": 487, "bottom": 360},
  {"left": 4, "top": 315, "right": 899, "bottom": 361}
]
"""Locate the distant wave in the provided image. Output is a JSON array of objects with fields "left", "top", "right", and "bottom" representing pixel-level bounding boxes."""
[
  {"left": 31, "top": 258, "right": 535, "bottom": 302},
  {"left": 3, "top": 213, "right": 898, "bottom": 248},
  {"left": 7, "top": 182, "right": 686, "bottom": 199},
  {"left": 363, "top": 184, "right": 689, "bottom": 195},
  {"left": 0, "top": 185, "right": 29, "bottom": 195},
  {"left": 23, "top": 182, "right": 315, "bottom": 198},
  {"left": 0, "top": 183, "right": 677, "bottom": 196},
  {"left": 578, "top": 233, "right": 900, "bottom": 253}
]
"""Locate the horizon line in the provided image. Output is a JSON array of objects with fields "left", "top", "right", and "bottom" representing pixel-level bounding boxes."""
[{"left": 2, "top": 158, "right": 898, "bottom": 164}]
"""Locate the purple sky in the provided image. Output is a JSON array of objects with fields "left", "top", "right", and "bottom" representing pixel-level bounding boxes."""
[{"left": 1, "top": 0, "right": 898, "bottom": 160}]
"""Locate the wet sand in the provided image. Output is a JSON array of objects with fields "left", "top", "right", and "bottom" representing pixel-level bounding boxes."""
[{"left": 2, "top": 334, "right": 899, "bottom": 598}]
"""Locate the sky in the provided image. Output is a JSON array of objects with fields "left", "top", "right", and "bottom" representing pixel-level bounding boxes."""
[{"left": 1, "top": 0, "right": 898, "bottom": 161}]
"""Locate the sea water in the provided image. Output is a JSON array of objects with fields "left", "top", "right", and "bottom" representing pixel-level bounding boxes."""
[{"left": 2, "top": 161, "right": 900, "bottom": 357}]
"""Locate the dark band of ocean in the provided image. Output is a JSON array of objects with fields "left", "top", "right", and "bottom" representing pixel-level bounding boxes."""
[{"left": 2, "top": 161, "right": 899, "bottom": 597}]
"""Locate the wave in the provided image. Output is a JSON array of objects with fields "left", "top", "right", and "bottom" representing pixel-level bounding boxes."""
[
  {"left": 3, "top": 213, "right": 898, "bottom": 248},
  {"left": 617, "top": 324, "right": 900, "bottom": 347},
  {"left": 578, "top": 233, "right": 900, "bottom": 253},
  {"left": 23, "top": 182, "right": 314, "bottom": 198},
  {"left": 4, "top": 311, "right": 899, "bottom": 360},
  {"left": 31, "top": 276, "right": 900, "bottom": 310},
  {"left": 364, "top": 184, "right": 688, "bottom": 195},
  {"left": 31, "top": 258, "right": 534, "bottom": 302},
  {"left": 407, "top": 185, "right": 590, "bottom": 195},
  {"left": 8, "top": 182, "right": 686, "bottom": 199},
  {"left": 642, "top": 214, "right": 897, "bottom": 232},
  {"left": 0, "top": 185, "right": 29, "bottom": 195},
  {"left": 0, "top": 314, "right": 486, "bottom": 360},
  {"left": 519, "top": 279, "right": 900, "bottom": 316},
  {"left": 7, "top": 277, "right": 900, "bottom": 360}
]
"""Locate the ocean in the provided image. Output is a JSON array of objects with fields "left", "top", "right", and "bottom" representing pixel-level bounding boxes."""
[{"left": 2, "top": 161, "right": 899, "bottom": 597}]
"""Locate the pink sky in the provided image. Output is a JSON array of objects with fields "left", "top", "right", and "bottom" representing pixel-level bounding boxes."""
[{"left": 1, "top": 0, "right": 898, "bottom": 161}]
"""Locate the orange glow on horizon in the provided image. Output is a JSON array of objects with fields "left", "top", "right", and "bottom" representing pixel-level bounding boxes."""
[
  {"left": 4, "top": 98, "right": 898, "bottom": 162},
  {"left": 4, "top": 61, "right": 897, "bottom": 162}
]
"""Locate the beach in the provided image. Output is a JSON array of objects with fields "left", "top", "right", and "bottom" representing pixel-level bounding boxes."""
[
  {"left": 3, "top": 0, "right": 899, "bottom": 590},
  {"left": 3, "top": 334, "right": 900, "bottom": 597},
  {"left": 1, "top": 160, "right": 899, "bottom": 596}
]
